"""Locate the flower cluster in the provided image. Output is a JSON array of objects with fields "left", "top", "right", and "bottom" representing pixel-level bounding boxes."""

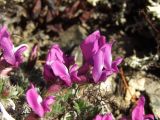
[
  {"left": 0, "top": 26, "right": 154, "bottom": 119},
  {"left": 28, "top": 30, "right": 123, "bottom": 117},
  {"left": 80, "top": 30, "right": 123, "bottom": 83},
  {"left": 43, "top": 30, "right": 123, "bottom": 87}
]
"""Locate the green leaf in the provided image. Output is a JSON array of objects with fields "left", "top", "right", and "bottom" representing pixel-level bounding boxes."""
[
  {"left": 0, "top": 81, "right": 3, "bottom": 94},
  {"left": 73, "top": 99, "right": 87, "bottom": 114},
  {"left": 51, "top": 101, "right": 64, "bottom": 115}
]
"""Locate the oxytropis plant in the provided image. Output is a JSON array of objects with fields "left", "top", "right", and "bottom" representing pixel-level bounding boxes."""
[
  {"left": 0, "top": 26, "right": 154, "bottom": 119},
  {"left": 27, "top": 30, "right": 123, "bottom": 118},
  {"left": 0, "top": 26, "right": 27, "bottom": 120},
  {"left": 26, "top": 30, "right": 154, "bottom": 119},
  {"left": 43, "top": 30, "right": 123, "bottom": 86}
]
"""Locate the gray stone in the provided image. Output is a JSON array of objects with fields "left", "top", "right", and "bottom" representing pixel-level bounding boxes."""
[
  {"left": 145, "top": 78, "right": 160, "bottom": 119},
  {"left": 59, "top": 25, "right": 87, "bottom": 50}
]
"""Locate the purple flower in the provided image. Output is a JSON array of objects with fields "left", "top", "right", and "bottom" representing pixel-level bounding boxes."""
[
  {"left": 44, "top": 44, "right": 80, "bottom": 86},
  {"left": 132, "top": 96, "right": 154, "bottom": 120},
  {"left": 80, "top": 30, "right": 105, "bottom": 65},
  {"left": 80, "top": 30, "right": 122, "bottom": 83},
  {"left": 26, "top": 84, "right": 55, "bottom": 117},
  {"left": 92, "top": 43, "right": 122, "bottom": 83},
  {"left": 0, "top": 26, "right": 27, "bottom": 67},
  {"left": 43, "top": 44, "right": 64, "bottom": 81},
  {"left": 93, "top": 113, "right": 113, "bottom": 120}
]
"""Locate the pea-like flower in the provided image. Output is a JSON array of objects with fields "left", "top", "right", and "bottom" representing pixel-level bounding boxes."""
[
  {"left": 80, "top": 30, "right": 106, "bottom": 65},
  {"left": 80, "top": 30, "right": 122, "bottom": 83},
  {"left": 0, "top": 26, "right": 27, "bottom": 67},
  {"left": 26, "top": 84, "right": 55, "bottom": 117},
  {"left": 43, "top": 44, "right": 80, "bottom": 86},
  {"left": 93, "top": 113, "right": 113, "bottom": 120},
  {"left": 132, "top": 96, "right": 154, "bottom": 120}
]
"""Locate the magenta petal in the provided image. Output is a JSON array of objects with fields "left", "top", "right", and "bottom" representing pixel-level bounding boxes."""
[
  {"left": 43, "top": 64, "right": 55, "bottom": 81},
  {"left": 0, "top": 26, "right": 13, "bottom": 49},
  {"left": 93, "top": 114, "right": 113, "bottom": 120},
  {"left": 64, "top": 55, "right": 75, "bottom": 67},
  {"left": 0, "top": 27, "right": 16, "bottom": 65},
  {"left": 51, "top": 60, "right": 72, "bottom": 86},
  {"left": 132, "top": 96, "right": 145, "bottom": 120},
  {"left": 92, "top": 50, "right": 104, "bottom": 83},
  {"left": 0, "top": 26, "right": 8, "bottom": 37},
  {"left": 144, "top": 114, "right": 154, "bottom": 120},
  {"left": 14, "top": 44, "right": 27, "bottom": 66},
  {"left": 78, "top": 63, "right": 90, "bottom": 75},
  {"left": 47, "top": 44, "right": 64, "bottom": 63},
  {"left": 80, "top": 30, "right": 100, "bottom": 64},
  {"left": 98, "top": 35, "right": 106, "bottom": 48},
  {"left": 42, "top": 96, "right": 55, "bottom": 112},
  {"left": 102, "top": 113, "right": 113, "bottom": 120},
  {"left": 69, "top": 64, "right": 81, "bottom": 82},
  {"left": 69, "top": 64, "right": 78, "bottom": 74},
  {"left": 0, "top": 37, "right": 16, "bottom": 65},
  {"left": 100, "top": 43, "right": 112, "bottom": 70},
  {"left": 93, "top": 114, "right": 103, "bottom": 120},
  {"left": 111, "top": 57, "right": 123, "bottom": 73},
  {"left": 98, "top": 70, "right": 113, "bottom": 82},
  {"left": 26, "top": 84, "right": 44, "bottom": 117}
]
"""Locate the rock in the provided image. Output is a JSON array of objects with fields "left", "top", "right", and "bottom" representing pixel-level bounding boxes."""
[
  {"left": 145, "top": 77, "right": 160, "bottom": 119},
  {"left": 99, "top": 74, "right": 117, "bottom": 96},
  {"left": 71, "top": 46, "right": 83, "bottom": 66},
  {"left": 125, "top": 72, "right": 146, "bottom": 102},
  {"left": 124, "top": 70, "right": 160, "bottom": 119},
  {"left": 59, "top": 25, "right": 87, "bottom": 51},
  {"left": 125, "top": 86, "right": 136, "bottom": 102},
  {"left": 87, "top": 0, "right": 101, "bottom": 6}
]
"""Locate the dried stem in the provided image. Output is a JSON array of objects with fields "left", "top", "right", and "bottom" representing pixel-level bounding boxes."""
[{"left": 119, "top": 68, "right": 132, "bottom": 97}]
